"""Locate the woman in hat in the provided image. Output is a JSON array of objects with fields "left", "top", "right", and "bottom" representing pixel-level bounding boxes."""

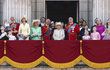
[
  {"left": 30, "top": 20, "right": 41, "bottom": 40},
  {"left": 53, "top": 22, "right": 65, "bottom": 40},
  {"left": 18, "top": 17, "right": 30, "bottom": 40}
]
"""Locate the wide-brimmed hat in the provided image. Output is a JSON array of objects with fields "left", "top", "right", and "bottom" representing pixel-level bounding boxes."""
[{"left": 32, "top": 19, "right": 40, "bottom": 25}]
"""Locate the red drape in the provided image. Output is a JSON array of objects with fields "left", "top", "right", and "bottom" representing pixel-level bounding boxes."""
[
  {"left": 6, "top": 40, "right": 42, "bottom": 63},
  {"left": 82, "top": 40, "right": 110, "bottom": 63},
  {"left": 44, "top": 40, "right": 80, "bottom": 63},
  {"left": 0, "top": 41, "right": 4, "bottom": 58},
  {"left": 0, "top": 40, "right": 110, "bottom": 68}
]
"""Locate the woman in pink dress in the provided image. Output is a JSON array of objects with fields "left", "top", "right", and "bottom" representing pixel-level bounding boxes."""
[
  {"left": 90, "top": 25, "right": 101, "bottom": 40},
  {"left": 95, "top": 18, "right": 105, "bottom": 39}
]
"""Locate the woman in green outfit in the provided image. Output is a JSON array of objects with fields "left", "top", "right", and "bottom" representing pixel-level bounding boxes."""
[{"left": 30, "top": 20, "right": 42, "bottom": 40}]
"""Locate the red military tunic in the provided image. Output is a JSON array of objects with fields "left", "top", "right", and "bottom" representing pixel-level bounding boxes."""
[
  {"left": 42, "top": 25, "right": 51, "bottom": 40},
  {"left": 66, "top": 22, "right": 79, "bottom": 40}
]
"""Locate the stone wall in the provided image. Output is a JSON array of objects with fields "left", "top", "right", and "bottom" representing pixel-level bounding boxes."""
[
  {"left": 93, "top": 0, "right": 110, "bottom": 25},
  {"left": 0, "top": 0, "right": 110, "bottom": 27},
  {"left": 79, "top": 0, "right": 93, "bottom": 27},
  {"left": 32, "top": 0, "right": 93, "bottom": 27},
  {"left": 0, "top": 0, "right": 3, "bottom": 24},
  {"left": 31, "top": 0, "right": 45, "bottom": 20}
]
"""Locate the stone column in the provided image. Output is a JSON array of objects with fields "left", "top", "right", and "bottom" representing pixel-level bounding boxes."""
[
  {"left": 0, "top": 0, "right": 3, "bottom": 24},
  {"left": 88, "top": 0, "right": 93, "bottom": 27},
  {"left": 79, "top": 0, "right": 88, "bottom": 22},
  {"left": 31, "top": 0, "right": 37, "bottom": 21},
  {"left": 93, "top": 0, "right": 109, "bottom": 25},
  {"left": 36, "top": 0, "right": 45, "bottom": 19},
  {"left": 79, "top": 0, "right": 93, "bottom": 27}
]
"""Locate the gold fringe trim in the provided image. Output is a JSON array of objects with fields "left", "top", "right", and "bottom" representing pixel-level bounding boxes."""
[
  {"left": 4, "top": 50, "right": 6, "bottom": 55},
  {"left": 4, "top": 56, "right": 43, "bottom": 68},
  {"left": 0, "top": 57, "right": 5, "bottom": 64},
  {"left": 80, "top": 40, "right": 83, "bottom": 54},
  {"left": 42, "top": 47, "right": 45, "bottom": 54},
  {"left": 1, "top": 55, "right": 110, "bottom": 68},
  {"left": 4, "top": 40, "right": 7, "bottom": 55},
  {"left": 43, "top": 56, "right": 81, "bottom": 68},
  {"left": 42, "top": 41, "right": 45, "bottom": 54},
  {"left": 81, "top": 55, "right": 110, "bottom": 68}
]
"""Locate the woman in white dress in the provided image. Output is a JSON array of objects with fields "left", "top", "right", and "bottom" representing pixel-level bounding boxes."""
[{"left": 53, "top": 22, "right": 65, "bottom": 40}]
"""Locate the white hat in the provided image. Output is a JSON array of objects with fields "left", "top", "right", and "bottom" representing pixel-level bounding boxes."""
[
  {"left": 55, "top": 22, "right": 62, "bottom": 26},
  {"left": 32, "top": 19, "right": 40, "bottom": 25}
]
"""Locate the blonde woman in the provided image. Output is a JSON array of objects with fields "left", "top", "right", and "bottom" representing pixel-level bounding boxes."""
[{"left": 30, "top": 20, "right": 41, "bottom": 40}]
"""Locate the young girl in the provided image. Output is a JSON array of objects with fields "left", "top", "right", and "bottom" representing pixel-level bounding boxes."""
[
  {"left": 53, "top": 22, "right": 65, "bottom": 40},
  {"left": 79, "top": 25, "right": 90, "bottom": 40},
  {"left": 8, "top": 31, "right": 16, "bottom": 40},
  {"left": 90, "top": 25, "right": 101, "bottom": 40},
  {"left": 82, "top": 30, "right": 90, "bottom": 40}
]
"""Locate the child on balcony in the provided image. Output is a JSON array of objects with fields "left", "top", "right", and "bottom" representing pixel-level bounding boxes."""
[
  {"left": 90, "top": 25, "right": 101, "bottom": 40},
  {"left": 79, "top": 25, "right": 90, "bottom": 40},
  {"left": 82, "top": 30, "right": 90, "bottom": 40},
  {"left": 7, "top": 30, "right": 16, "bottom": 40}
]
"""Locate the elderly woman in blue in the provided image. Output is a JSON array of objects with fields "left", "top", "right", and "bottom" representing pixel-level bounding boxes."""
[{"left": 30, "top": 20, "right": 42, "bottom": 40}]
